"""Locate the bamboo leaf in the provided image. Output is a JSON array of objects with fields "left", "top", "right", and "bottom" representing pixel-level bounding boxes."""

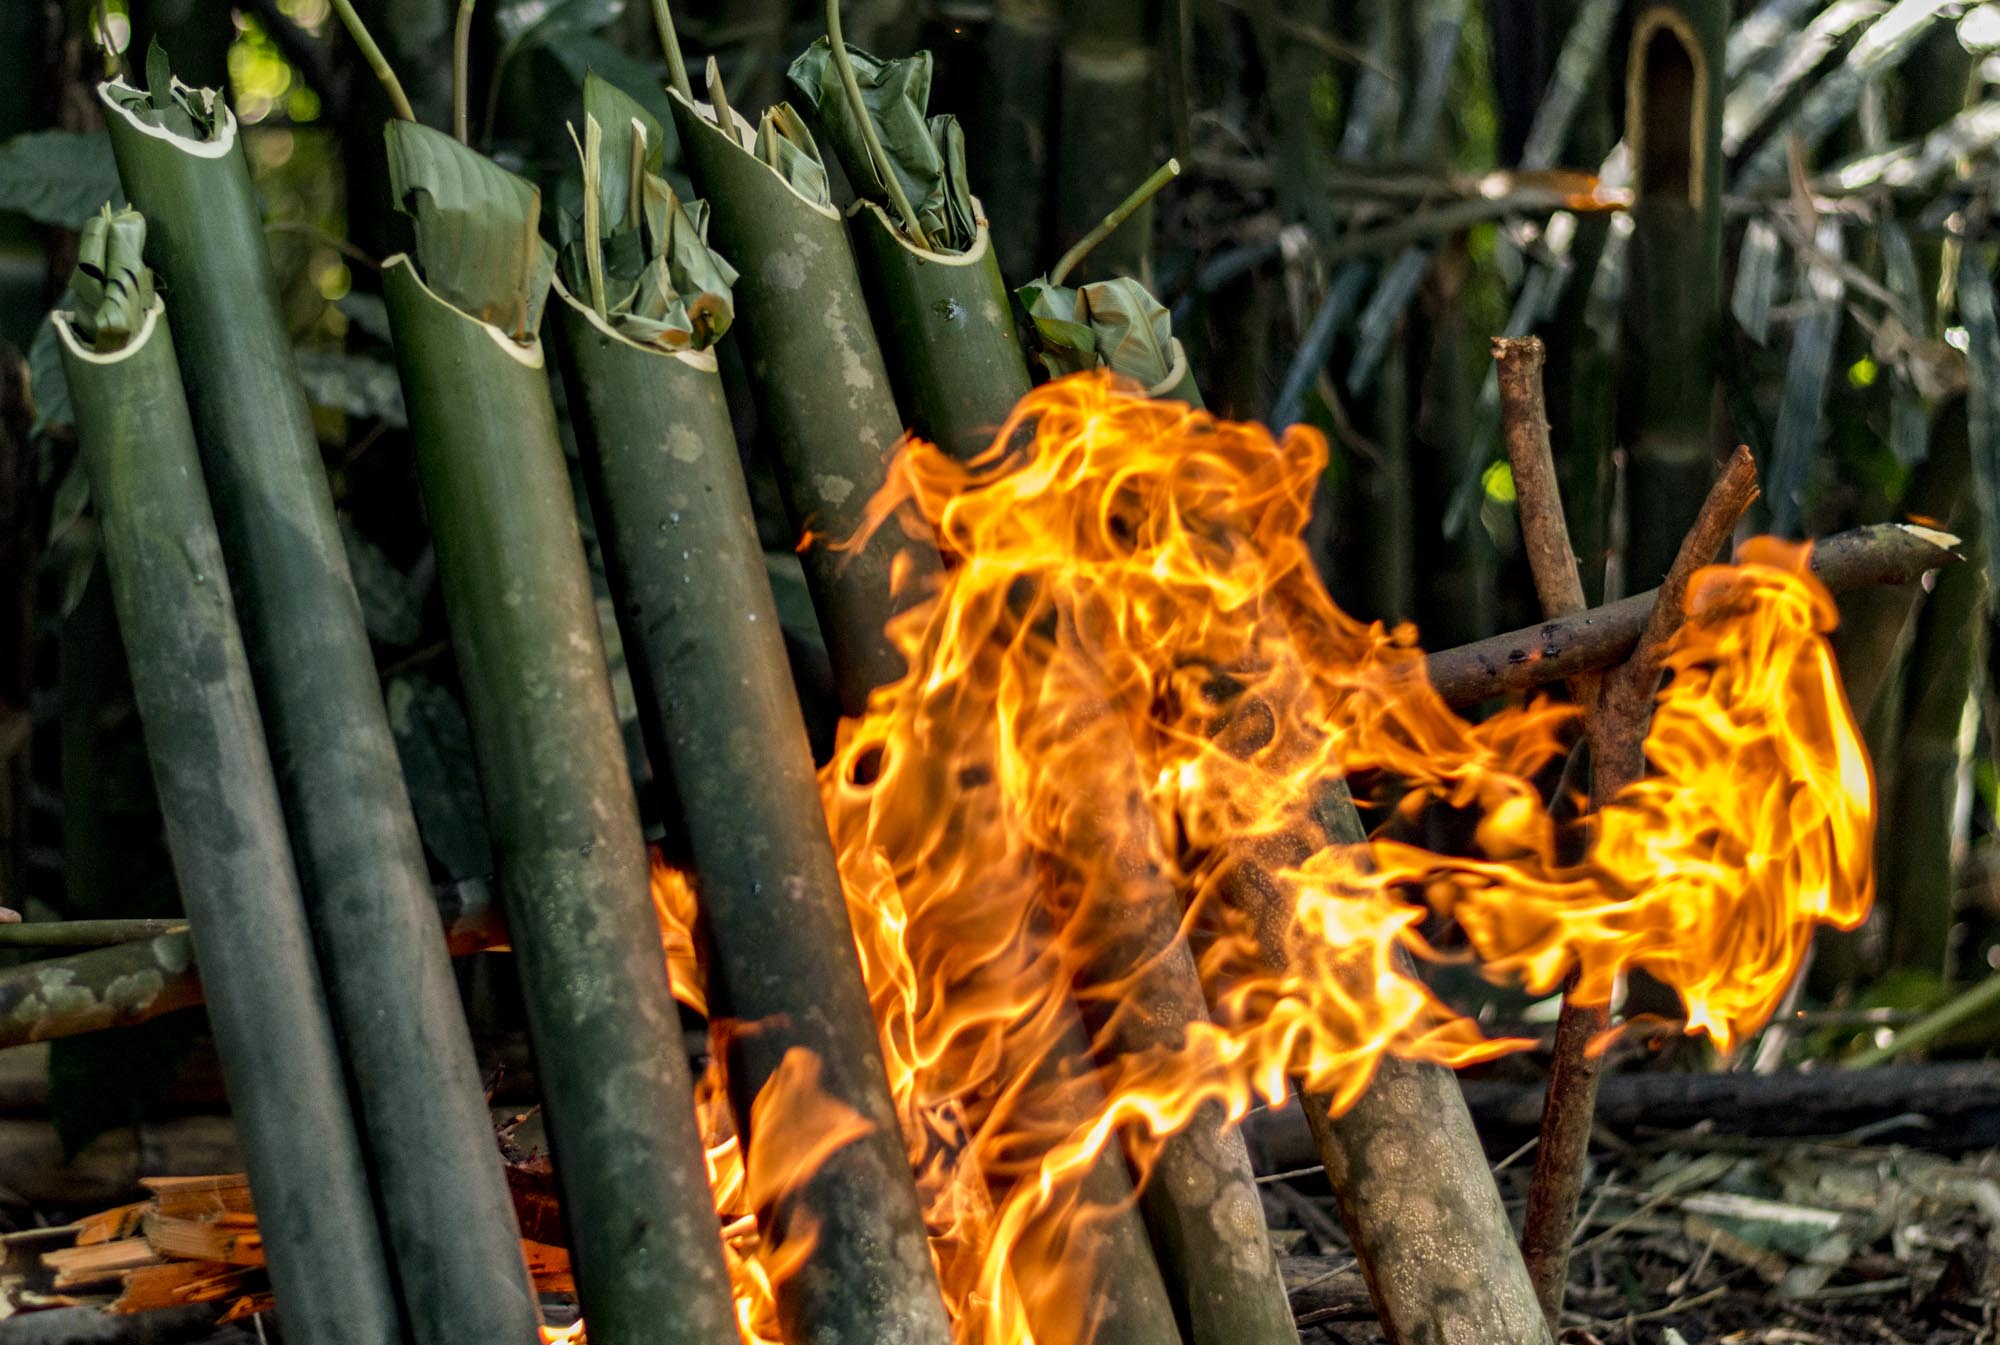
[
  {"left": 1731, "top": 219, "right": 1784, "bottom": 345},
  {"left": 68, "top": 206, "right": 155, "bottom": 351},
  {"left": 787, "top": 38, "right": 977, "bottom": 252},
  {"left": 0, "top": 130, "right": 121, "bottom": 228},
  {"left": 386, "top": 676, "right": 494, "bottom": 883},
  {"left": 755, "top": 104, "right": 831, "bottom": 206},
  {"left": 1019, "top": 276, "right": 1175, "bottom": 389},
  {"left": 558, "top": 75, "right": 739, "bottom": 352},
  {"left": 384, "top": 119, "right": 555, "bottom": 339},
  {"left": 27, "top": 312, "right": 74, "bottom": 434}
]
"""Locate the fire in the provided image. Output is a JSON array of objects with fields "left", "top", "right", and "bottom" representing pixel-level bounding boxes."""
[{"left": 589, "top": 373, "right": 1868, "bottom": 1345}]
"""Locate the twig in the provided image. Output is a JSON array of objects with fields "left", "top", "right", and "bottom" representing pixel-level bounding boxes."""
[
  {"left": 1594, "top": 445, "right": 1761, "bottom": 784},
  {"left": 1049, "top": 159, "right": 1182, "bottom": 287},
  {"left": 1494, "top": 335, "right": 1614, "bottom": 1327},
  {"left": 649, "top": 0, "right": 693, "bottom": 103},
  {"left": 0, "top": 918, "right": 187, "bottom": 948},
  {"left": 328, "top": 0, "right": 415, "bottom": 123},
  {"left": 1845, "top": 970, "right": 2000, "bottom": 1068},
  {"left": 826, "top": 0, "right": 931, "bottom": 249},
  {"left": 453, "top": 0, "right": 476, "bottom": 144}
]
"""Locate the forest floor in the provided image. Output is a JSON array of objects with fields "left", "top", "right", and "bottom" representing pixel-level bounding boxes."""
[{"left": 1266, "top": 1125, "right": 2000, "bottom": 1345}]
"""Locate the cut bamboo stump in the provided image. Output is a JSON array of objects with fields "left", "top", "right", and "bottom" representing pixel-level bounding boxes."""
[
  {"left": 53, "top": 301, "right": 400, "bottom": 1345},
  {"left": 100, "top": 79, "right": 540, "bottom": 1345},
  {"left": 383, "top": 257, "right": 738, "bottom": 1345}
]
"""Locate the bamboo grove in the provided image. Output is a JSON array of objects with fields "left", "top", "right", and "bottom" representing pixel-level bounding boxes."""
[{"left": 0, "top": 3, "right": 1995, "bottom": 1345}]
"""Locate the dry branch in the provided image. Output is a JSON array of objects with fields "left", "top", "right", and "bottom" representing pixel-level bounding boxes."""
[{"left": 1422, "top": 521, "right": 1959, "bottom": 706}]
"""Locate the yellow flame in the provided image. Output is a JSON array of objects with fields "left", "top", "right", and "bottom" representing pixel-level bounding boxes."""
[{"left": 596, "top": 373, "right": 1870, "bottom": 1345}]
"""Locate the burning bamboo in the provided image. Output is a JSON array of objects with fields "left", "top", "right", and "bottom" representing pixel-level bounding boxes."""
[
  {"left": 375, "top": 116, "right": 738, "bottom": 1345},
  {"left": 659, "top": 26, "right": 1193, "bottom": 1336},
  {"left": 51, "top": 211, "right": 400, "bottom": 1345},
  {"left": 546, "top": 80, "right": 953, "bottom": 1344},
  {"left": 789, "top": 9, "right": 1035, "bottom": 461},
  {"left": 97, "top": 57, "right": 539, "bottom": 1345}
]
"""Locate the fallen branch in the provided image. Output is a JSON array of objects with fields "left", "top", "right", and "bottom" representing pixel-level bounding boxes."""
[
  {"left": 0, "top": 880, "right": 500, "bottom": 1052},
  {"left": 1422, "top": 521, "right": 1959, "bottom": 707},
  {"left": 1242, "top": 1061, "right": 2000, "bottom": 1165}
]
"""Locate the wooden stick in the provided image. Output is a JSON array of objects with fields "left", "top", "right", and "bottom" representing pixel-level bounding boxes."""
[
  {"left": 1519, "top": 444, "right": 1760, "bottom": 1325},
  {"left": 1422, "top": 521, "right": 1958, "bottom": 707}
]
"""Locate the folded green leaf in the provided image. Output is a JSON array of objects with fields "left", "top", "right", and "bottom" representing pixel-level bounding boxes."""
[
  {"left": 558, "top": 75, "right": 738, "bottom": 352},
  {"left": 101, "top": 41, "right": 220, "bottom": 141},
  {"left": 786, "top": 38, "right": 976, "bottom": 252},
  {"left": 755, "top": 103, "right": 832, "bottom": 207},
  {"left": 1019, "top": 275, "right": 1176, "bottom": 389},
  {"left": 67, "top": 205, "right": 156, "bottom": 352},
  {"left": 385, "top": 119, "right": 555, "bottom": 340}
]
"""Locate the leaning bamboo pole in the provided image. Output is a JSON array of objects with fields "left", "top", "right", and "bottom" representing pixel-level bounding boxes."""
[
  {"left": 54, "top": 277, "right": 400, "bottom": 1345},
  {"left": 660, "top": 31, "right": 1182, "bottom": 1338},
  {"left": 847, "top": 204, "right": 1035, "bottom": 460},
  {"left": 550, "top": 286, "right": 954, "bottom": 1345},
  {"left": 97, "top": 75, "right": 539, "bottom": 1345},
  {"left": 377, "top": 115, "right": 737, "bottom": 1341},
  {"left": 666, "top": 89, "right": 921, "bottom": 716}
]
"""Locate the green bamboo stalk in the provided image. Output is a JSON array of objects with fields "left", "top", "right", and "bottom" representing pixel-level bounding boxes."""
[
  {"left": 1619, "top": 0, "right": 1727, "bottom": 588},
  {"left": 0, "top": 878, "right": 505, "bottom": 1051},
  {"left": 849, "top": 201, "right": 1033, "bottom": 461},
  {"left": 0, "top": 919, "right": 187, "bottom": 947},
  {"left": 667, "top": 91, "right": 930, "bottom": 716},
  {"left": 549, "top": 289, "right": 953, "bottom": 1345},
  {"left": 99, "top": 79, "right": 540, "bottom": 1345},
  {"left": 970, "top": 0, "right": 1059, "bottom": 281},
  {"left": 1053, "top": 0, "right": 1158, "bottom": 284},
  {"left": 382, "top": 254, "right": 737, "bottom": 1345},
  {"left": 53, "top": 294, "right": 401, "bottom": 1345}
]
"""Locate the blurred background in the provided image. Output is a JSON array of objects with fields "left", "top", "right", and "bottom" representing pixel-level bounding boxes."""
[{"left": 1, "top": 0, "right": 1997, "bottom": 1158}]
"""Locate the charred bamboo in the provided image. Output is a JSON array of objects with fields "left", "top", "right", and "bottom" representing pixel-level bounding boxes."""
[
  {"left": 382, "top": 255, "right": 737, "bottom": 1345},
  {"left": 53, "top": 297, "right": 400, "bottom": 1345},
  {"left": 550, "top": 290, "right": 953, "bottom": 1345},
  {"left": 99, "top": 77, "right": 538, "bottom": 1345}
]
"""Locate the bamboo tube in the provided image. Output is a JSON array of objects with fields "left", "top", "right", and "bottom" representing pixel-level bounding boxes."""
[
  {"left": 849, "top": 202, "right": 1034, "bottom": 461},
  {"left": 381, "top": 256, "right": 737, "bottom": 1345},
  {"left": 98, "top": 82, "right": 540, "bottom": 1345},
  {"left": 549, "top": 289, "right": 953, "bottom": 1345},
  {"left": 1053, "top": 0, "right": 1157, "bottom": 284},
  {"left": 53, "top": 298, "right": 402, "bottom": 1345},
  {"left": 666, "top": 91, "right": 1182, "bottom": 1345},
  {"left": 667, "top": 91, "right": 925, "bottom": 717}
]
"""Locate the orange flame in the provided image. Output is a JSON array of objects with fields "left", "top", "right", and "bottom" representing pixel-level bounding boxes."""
[{"left": 591, "top": 374, "right": 1869, "bottom": 1345}]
